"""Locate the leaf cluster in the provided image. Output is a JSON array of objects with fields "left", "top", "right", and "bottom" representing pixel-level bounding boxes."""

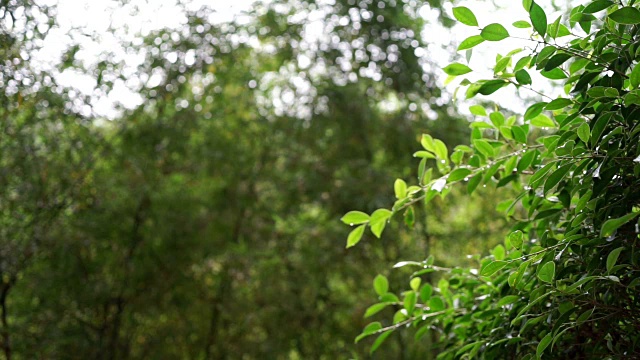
[{"left": 347, "top": 1, "right": 640, "bottom": 358}]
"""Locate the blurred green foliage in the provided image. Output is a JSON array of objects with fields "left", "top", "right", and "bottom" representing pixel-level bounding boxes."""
[{"left": 0, "top": 0, "right": 508, "bottom": 358}]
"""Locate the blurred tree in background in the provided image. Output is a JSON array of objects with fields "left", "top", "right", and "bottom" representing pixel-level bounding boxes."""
[{"left": 0, "top": 0, "right": 509, "bottom": 358}]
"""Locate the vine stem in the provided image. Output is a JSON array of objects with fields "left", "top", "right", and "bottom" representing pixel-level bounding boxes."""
[{"left": 368, "top": 309, "right": 464, "bottom": 336}]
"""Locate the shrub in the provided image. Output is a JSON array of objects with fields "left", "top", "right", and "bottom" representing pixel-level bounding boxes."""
[{"left": 345, "top": 1, "right": 640, "bottom": 358}]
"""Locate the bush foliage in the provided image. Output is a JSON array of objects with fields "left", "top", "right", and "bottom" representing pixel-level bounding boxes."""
[{"left": 347, "top": 1, "right": 640, "bottom": 358}]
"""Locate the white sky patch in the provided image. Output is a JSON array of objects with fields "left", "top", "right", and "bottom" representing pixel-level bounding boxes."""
[
  {"left": 34, "top": 0, "right": 570, "bottom": 118},
  {"left": 33, "top": 0, "right": 256, "bottom": 118}
]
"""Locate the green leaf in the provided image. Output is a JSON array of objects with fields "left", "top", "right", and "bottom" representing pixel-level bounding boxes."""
[
  {"left": 537, "top": 261, "right": 556, "bottom": 283},
  {"left": 544, "top": 53, "right": 571, "bottom": 71},
  {"left": 346, "top": 225, "right": 366, "bottom": 248},
  {"left": 404, "top": 291, "right": 417, "bottom": 314},
  {"left": 591, "top": 113, "right": 612, "bottom": 147},
  {"left": 420, "top": 284, "right": 433, "bottom": 302},
  {"left": 365, "top": 302, "right": 390, "bottom": 317},
  {"left": 453, "top": 7, "right": 478, "bottom": 26},
  {"left": 370, "top": 209, "right": 392, "bottom": 238},
  {"left": 421, "top": 134, "right": 435, "bottom": 152},
  {"left": 499, "top": 126, "right": 513, "bottom": 140},
  {"left": 370, "top": 330, "right": 393, "bottom": 354},
  {"left": 373, "top": 275, "right": 389, "bottom": 296},
  {"left": 537, "top": 333, "right": 553, "bottom": 358},
  {"left": 512, "top": 290, "right": 554, "bottom": 326},
  {"left": 471, "top": 121, "right": 494, "bottom": 129},
  {"left": 481, "top": 23, "right": 510, "bottom": 41},
  {"left": 428, "top": 296, "right": 445, "bottom": 311},
  {"left": 492, "top": 244, "right": 506, "bottom": 260},
  {"left": 481, "top": 260, "right": 508, "bottom": 276},
  {"left": 537, "top": 46, "right": 556, "bottom": 62},
  {"left": 443, "top": 62, "right": 473, "bottom": 76},
  {"left": 529, "top": 162, "right": 555, "bottom": 188},
  {"left": 404, "top": 206, "right": 415, "bottom": 228},
  {"left": 515, "top": 56, "right": 532, "bottom": 71},
  {"left": 413, "top": 150, "right": 434, "bottom": 158},
  {"left": 410, "top": 277, "right": 421, "bottom": 291},
  {"left": 577, "top": 122, "right": 590, "bottom": 143},
  {"left": 517, "top": 150, "right": 537, "bottom": 172},
  {"left": 630, "top": 65, "right": 640, "bottom": 89},
  {"left": 451, "top": 150, "right": 464, "bottom": 165},
  {"left": 380, "top": 293, "right": 399, "bottom": 303},
  {"left": 609, "top": 7, "right": 640, "bottom": 25},
  {"left": 341, "top": 211, "right": 370, "bottom": 225},
  {"left": 513, "top": 20, "right": 531, "bottom": 28},
  {"left": 473, "top": 139, "right": 494, "bottom": 158},
  {"left": 541, "top": 68, "right": 568, "bottom": 80},
  {"left": 530, "top": 1, "right": 547, "bottom": 37},
  {"left": 394, "top": 179, "right": 407, "bottom": 199},
  {"left": 524, "top": 102, "right": 547, "bottom": 121},
  {"left": 490, "top": 112, "right": 505, "bottom": 127},
  {"left": 606, "top": 247, "right": 624, "bottom": 274},
  {"left": 600, "top": 212, "right": 640, "bottom": 237},
  {"left": 434, "top": 139, "right": 449, "bottom": 160},
  {"left": 498, "top": 295, "right": 520, "bottom": 306},
  {"left": 469, "top": 105, "right": 487, "bottom": 116},
  {"left": 510, "top": 230, "right": 524, "bottom": 249},
  {"left": 458, "top": 35, "right": 485, "bottom": 51},
  {"left": 467, "top": 173, "right": 482, "bottom": 194},
  {"left": 355, "top": 322, "right": 382, "bottom": 343},
  {"left": 448, "top": 168, "right": 472, "bottom": 182},
  {"left": 545, "top": 98, "right": 572, "bottom": 110},
  {"left": 477, "top": 80, "right": 510, "bottom": 95},
  {"left": 455, "top": 341, "right": 484, "bottom": 357},
  {"left": 516, "top": 69, "right": 532, "bottom": 85},
  {"left": 548, "top": 15, "right": 561, "bottom": 38},
  {"left": 583, "top": 0, "right": 613, "bottom": 14},
  {"left": 530, "top": 114, "right": 557, "bottom": 128},
  {"left": 512, "top": 126, "right": 528, "bottom": 144},
  {"left": 494, "top": 57, "right": 511, "bottom": 74},
  {"left": 544, "top": 163, "right": 572, "bottom": 194},
  {"left": 414, "top": 325, "right": 430, "bottom": 341}
]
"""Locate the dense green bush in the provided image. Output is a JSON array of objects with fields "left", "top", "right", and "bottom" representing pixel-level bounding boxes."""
[{"left": 347, "top": 1, "right": 640, "bottom": 358}]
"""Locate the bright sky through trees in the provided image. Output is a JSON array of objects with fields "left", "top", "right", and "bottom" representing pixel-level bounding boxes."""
[{"left": 34, "top": 0, "right": 565, "bottom": 118}]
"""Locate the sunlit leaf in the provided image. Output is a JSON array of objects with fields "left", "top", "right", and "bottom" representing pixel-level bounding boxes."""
[
  {"left": 373, "top": 274, "right": 389, "bottom": 296},
  {"left": 481, "top": 23, "right": 510, "bottom": 41},
  {"left": 453, "top": 7, "right": 479, "bottom": 26},
  {"left": 443, "top": 63, "right": 473, "bottom": 76},
  {"left": 458, "top": 35, "right": 485, "bottom": 51},
  {"left": 346, "top": 225, "right": 366, "bottom": 248},
  {"left": 513, "top": 20, "right": 531, "bottom": 28},
  {"left": 341, "top": 211, "right": 370, "bottom": 225}
]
